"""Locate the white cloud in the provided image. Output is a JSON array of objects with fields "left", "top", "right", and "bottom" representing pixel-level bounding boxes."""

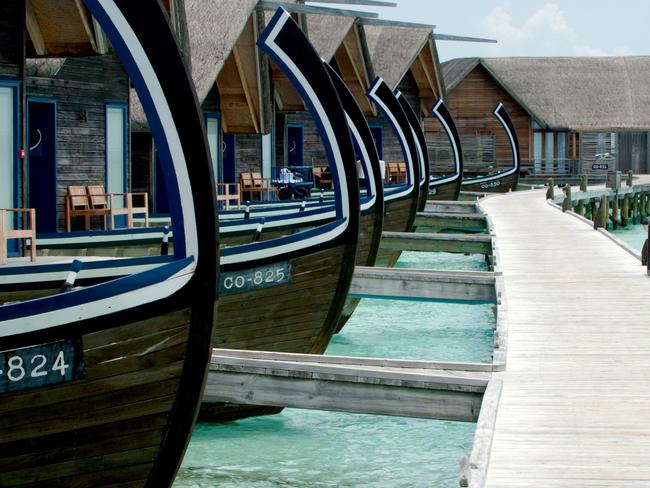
[{"left": 479, "top": 3, "right": 612, "bottom": 57}]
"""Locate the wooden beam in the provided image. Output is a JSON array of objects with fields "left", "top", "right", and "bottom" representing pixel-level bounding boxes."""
[
  {"left": 416, "top": 50, "right": 436, "bottom": 99},
  {"left": 74, "top": 0, "right": 99, "bottom": 53},
  {"left": 25, "top": 0, "right": 46, "bottom": 56},
  {"left": 258, "top": 1, "right": 379, "bottom": 18},
  {"left": 305, "top": 0, "right": 397, "bottom": 6},
  {"left": 415, "top": 212, "right": 488, "bottom": 232},
  {"left": 380, "top": 231, "right": 492, "bottom": 254},
  {"left": 424, "top": 200, "right": 480, "bottom": 214},
  {"left": 359, "top": 18, "right": 435, "bottom": 29},
  {"left": 233, "top": 43, "right": 260, "bottom": 133},
  {"left": 205, "top": 350, "right": 489, "bottom": 422},
  {"left": 433, "top": 33, "right": 496, "bottom": 43},
  {"left": 92, "top": 17, "right": 108, "bottom": 54},
  {"left": 349, "top": 266, "right": 497, "bottom": 302}
]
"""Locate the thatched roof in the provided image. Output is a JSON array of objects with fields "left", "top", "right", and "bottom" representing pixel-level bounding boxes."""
[
  {"left": 443, "top": 56, "right": 650, "bottom": 131},
  {"left": 184, "top": 0, "right": 258, "bottom": 103},
  {"left": 362, "top": 23, "right": 431, "bottom": 89},
  {"left": 306, "top": 13, "right": 354, "bottom": 62}
]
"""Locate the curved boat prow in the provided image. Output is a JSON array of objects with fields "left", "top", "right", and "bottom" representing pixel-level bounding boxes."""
[
  {"left": 395, "top": 91, "right": 429, "bottom": 211},
  {"left": 0, "top": 1, "right": 217, "bottom": 485},
  {"left": 366, "top": 77, "right": 420, "bottom": 267},
  {"left": 430, "top": 99, "right": 463, "bottom": 201},
  {"left": 461, "top": 102, "right": 521, "bottom": 193}
]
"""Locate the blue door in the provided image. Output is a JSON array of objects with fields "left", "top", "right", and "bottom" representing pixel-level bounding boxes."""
[
  {"left": 154, "top": 148, "right": 170, "bottom": 214},
  {"left": 222, "top": 133, "right": 236, "bottom": 183},
  {"left": 286, "top": 125, "right": 303, "bottom": 166},
  {"left": 28, "top": 100, "right": 57, "bottom": 233},
  {"left": 370, "top": 126, "right": 383, "bottom": 160}
]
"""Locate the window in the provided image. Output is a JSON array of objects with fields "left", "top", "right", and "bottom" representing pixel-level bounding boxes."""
[
  {"left": 0, "top": 85, "right": 16, "bottom": 210},
  {"left": 106, "top": 104, "right": 127, "bottom": 195},
  {"left": 206, "top": 113, "right": 220, "bottom": 183}
]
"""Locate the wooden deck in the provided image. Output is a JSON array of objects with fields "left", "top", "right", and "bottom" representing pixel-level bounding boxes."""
[{"left": 480, "top": 187, "right": 650, "bottom": 487}]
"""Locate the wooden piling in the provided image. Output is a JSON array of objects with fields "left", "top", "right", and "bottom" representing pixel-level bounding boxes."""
[
  {"left": 545, "top": 178, "right": 554, "bottom": 200},
  {"left": 594, "top": 196, "right": 608, "bottom": 229},
  {"left": 562, "top": 185, "right": 572, "bottom": 212},
  {"left": 575, "top": 199, "right": 585, "bottom": 216},
  {"left": 632, "top": 192, "right": 640, "bottom": 224},
  {"left": 611, "top": 196, "right": 620, "bottom": 229},
  {"left": 627, "top": 170, "right": 634, "bottom": 187},
  {"left": 622, "top": 195, "right": 629, "bottom": 227},
  {"left": 580, "top": 174, "right": 588, "bottom": 192}
]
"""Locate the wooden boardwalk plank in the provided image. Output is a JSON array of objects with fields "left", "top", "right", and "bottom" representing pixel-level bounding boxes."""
[{"left": 481, "top": 186, "right": 650, "bottom": 487}]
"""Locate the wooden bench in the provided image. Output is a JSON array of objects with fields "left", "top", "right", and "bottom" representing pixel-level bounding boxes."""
[
  {"left": 0, "top": 208, "right": 36, "bottom": 265},
  {"left": 66, "top": 185, "right": 149, "bottom": 231},
  {"left": 66, "top": 185, "right": 109, "bottom": 231},
  {"left": 240, "top": 172, "right": 277, "bottom": 201},
  {"left": 216, "top": 183, "right": 241, "bottom": 210}
]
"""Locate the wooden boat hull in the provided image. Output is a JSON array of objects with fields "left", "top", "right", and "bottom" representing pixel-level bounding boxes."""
[
  {"left": 334, "top": 209, "right": 383, "bottom": 331},
  {"left": 0, "top": 303, "right": 200, "bottom": 487},
  {"left": 374, "top": 196, "right": 417, "bottom": 268},
  {"left": 460, "top": 171, "right": 519, "bottom": 193},
  {"left": 200, "top": 241, "right": 354, "bottom": 421},
  {"left": 429, "top": 179, "right": 461, "bottom": 200}
]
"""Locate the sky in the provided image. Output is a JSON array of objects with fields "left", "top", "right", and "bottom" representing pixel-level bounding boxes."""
[{"left": 313, "top": 1, "right": 650, "bottom": 61}]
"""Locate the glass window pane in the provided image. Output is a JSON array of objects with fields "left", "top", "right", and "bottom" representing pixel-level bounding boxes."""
[
  {"left": 206, "top": 116, "right": 219, "bottom": 182},
  {"left": 0, "top": 87, "right": 14, "bottom": 210},
  {"left": 106, "top": 106, "right": 125, "bottom": 195},
  {"left": 545, "top": 132, "right": 554, "bottom": 172}
]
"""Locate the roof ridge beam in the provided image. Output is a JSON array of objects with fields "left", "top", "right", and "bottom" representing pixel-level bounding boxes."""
[{"left": 257, "top": 1, "right": 379, "bottom": 18}]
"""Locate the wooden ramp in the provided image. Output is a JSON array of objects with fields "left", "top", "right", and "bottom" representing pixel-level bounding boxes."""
[
  {"left": 425, "top": 200, "right": 481, "bottom": 214},
  {"left": 415, "top": 212, "right": 488, "bottom": 232},
  {"left": 205, "top": 349, "right": 491, "bottom": 422},
  {"left": 477, "top": 188, "right": 650, "bottom": 487}
]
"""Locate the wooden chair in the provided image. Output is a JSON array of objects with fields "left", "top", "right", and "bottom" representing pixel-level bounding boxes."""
[
  {"left": 216, "top": 183, "right": 241, "bottom": 210},
  {"left": 240, "top": 172, "right": 261, "bottom": 201},
  {"left": 251, "top": 172, "right": 278, "bottom": 200},
  {"left": 108, "top": 191, "right": 149, "bottom": 229},
  {"left": 386, "top": 161, "right": 406, "bottom": 184},
  {"left": 66, "top": 186, "right": 94, "bottom": 231},
  {"left": 0, "top": 208, "right": 36, "bottom": 265},
  {"left": 86, "top": 184, "right": 111, "bottom": 229}
]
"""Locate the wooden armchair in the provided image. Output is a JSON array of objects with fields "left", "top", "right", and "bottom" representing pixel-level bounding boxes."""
[
  {"left": 107, "top": 191, "right": 149, "bottom": 229},
  {"left": 251, "top": 172, "right": 278, "bottom": 200},
  {"left": 216, "top": 183, "right": 241, "bottom": 210},
  {"left": 313, "top": 166, "right": 333, "bottom": 189},
  {"left": 0, "top": 208, "right": 36, "bottom": 265}
]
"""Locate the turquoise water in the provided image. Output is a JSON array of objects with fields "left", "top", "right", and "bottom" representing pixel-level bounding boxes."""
[
  {"left": 174, "top": 251, "right": 493, "bottom": 488},
  {"left": 611, "top": 223, "right": 648, "bottom": 252}
]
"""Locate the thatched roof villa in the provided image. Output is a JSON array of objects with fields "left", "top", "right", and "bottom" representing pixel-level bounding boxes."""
[{"left": 437, "top": 56, "right": 650, "bottom": 176}]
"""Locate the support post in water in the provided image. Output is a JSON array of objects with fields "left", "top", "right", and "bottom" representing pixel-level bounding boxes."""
[
  {"left": 627, "top": 170, "right": 634, "bottom": 187},
  {"left": 580, "top": 174, "right": 588, "bottom": 192},
  {"left": 612, "top": 196, "right": 620, "bottom": 229},
  {"left": 643, "top": 217, "right": 649, "bottom": 271},
  {"left": 562, "top": 185, "right": 572, "bottom": 212},
  {"left": 622, "top": 195, "right": 630, "bottom": 227},
  {"left": 546, "top": 178, "right": 554, "bottom": 200},
  {"left": 593, "top": 197, "right": 607, "bottom": 229}
]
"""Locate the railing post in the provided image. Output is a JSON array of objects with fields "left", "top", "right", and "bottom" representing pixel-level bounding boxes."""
[
  {"left": 562, "top": 185, "right": 572, "bottom": 212},
  {"left": 580, "top": 174, "right": 588, "bottom": 192},
  {"left": 643, "top": 217, "right": 649, "bottom": 272},
  {"left": 594, "top": 196, "right": 608, "bottom": 230},
  {"left": 611, "top": 196, "right": 620, "bottom": 229},
  {"left": 546, "top": 178, "right": 554, "bottom": 200},
  {"left": 0, "top": 209, "right": 6, "bottom": 265},
  {"left": 622, "top": 195, "right": 630, "bottom": 227}
]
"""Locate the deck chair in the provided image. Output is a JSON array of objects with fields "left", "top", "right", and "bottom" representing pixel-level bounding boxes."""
[{"left": 0, "top": 208, "right": 36, "bottom": 265}]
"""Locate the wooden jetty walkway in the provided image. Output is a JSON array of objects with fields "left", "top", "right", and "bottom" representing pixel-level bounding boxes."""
[
  {"left": 475, "top": 186, "right": 650, "bottom": 487},
  {"left": 380, "top": 231, "right": 492, "bottom": 254}
]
